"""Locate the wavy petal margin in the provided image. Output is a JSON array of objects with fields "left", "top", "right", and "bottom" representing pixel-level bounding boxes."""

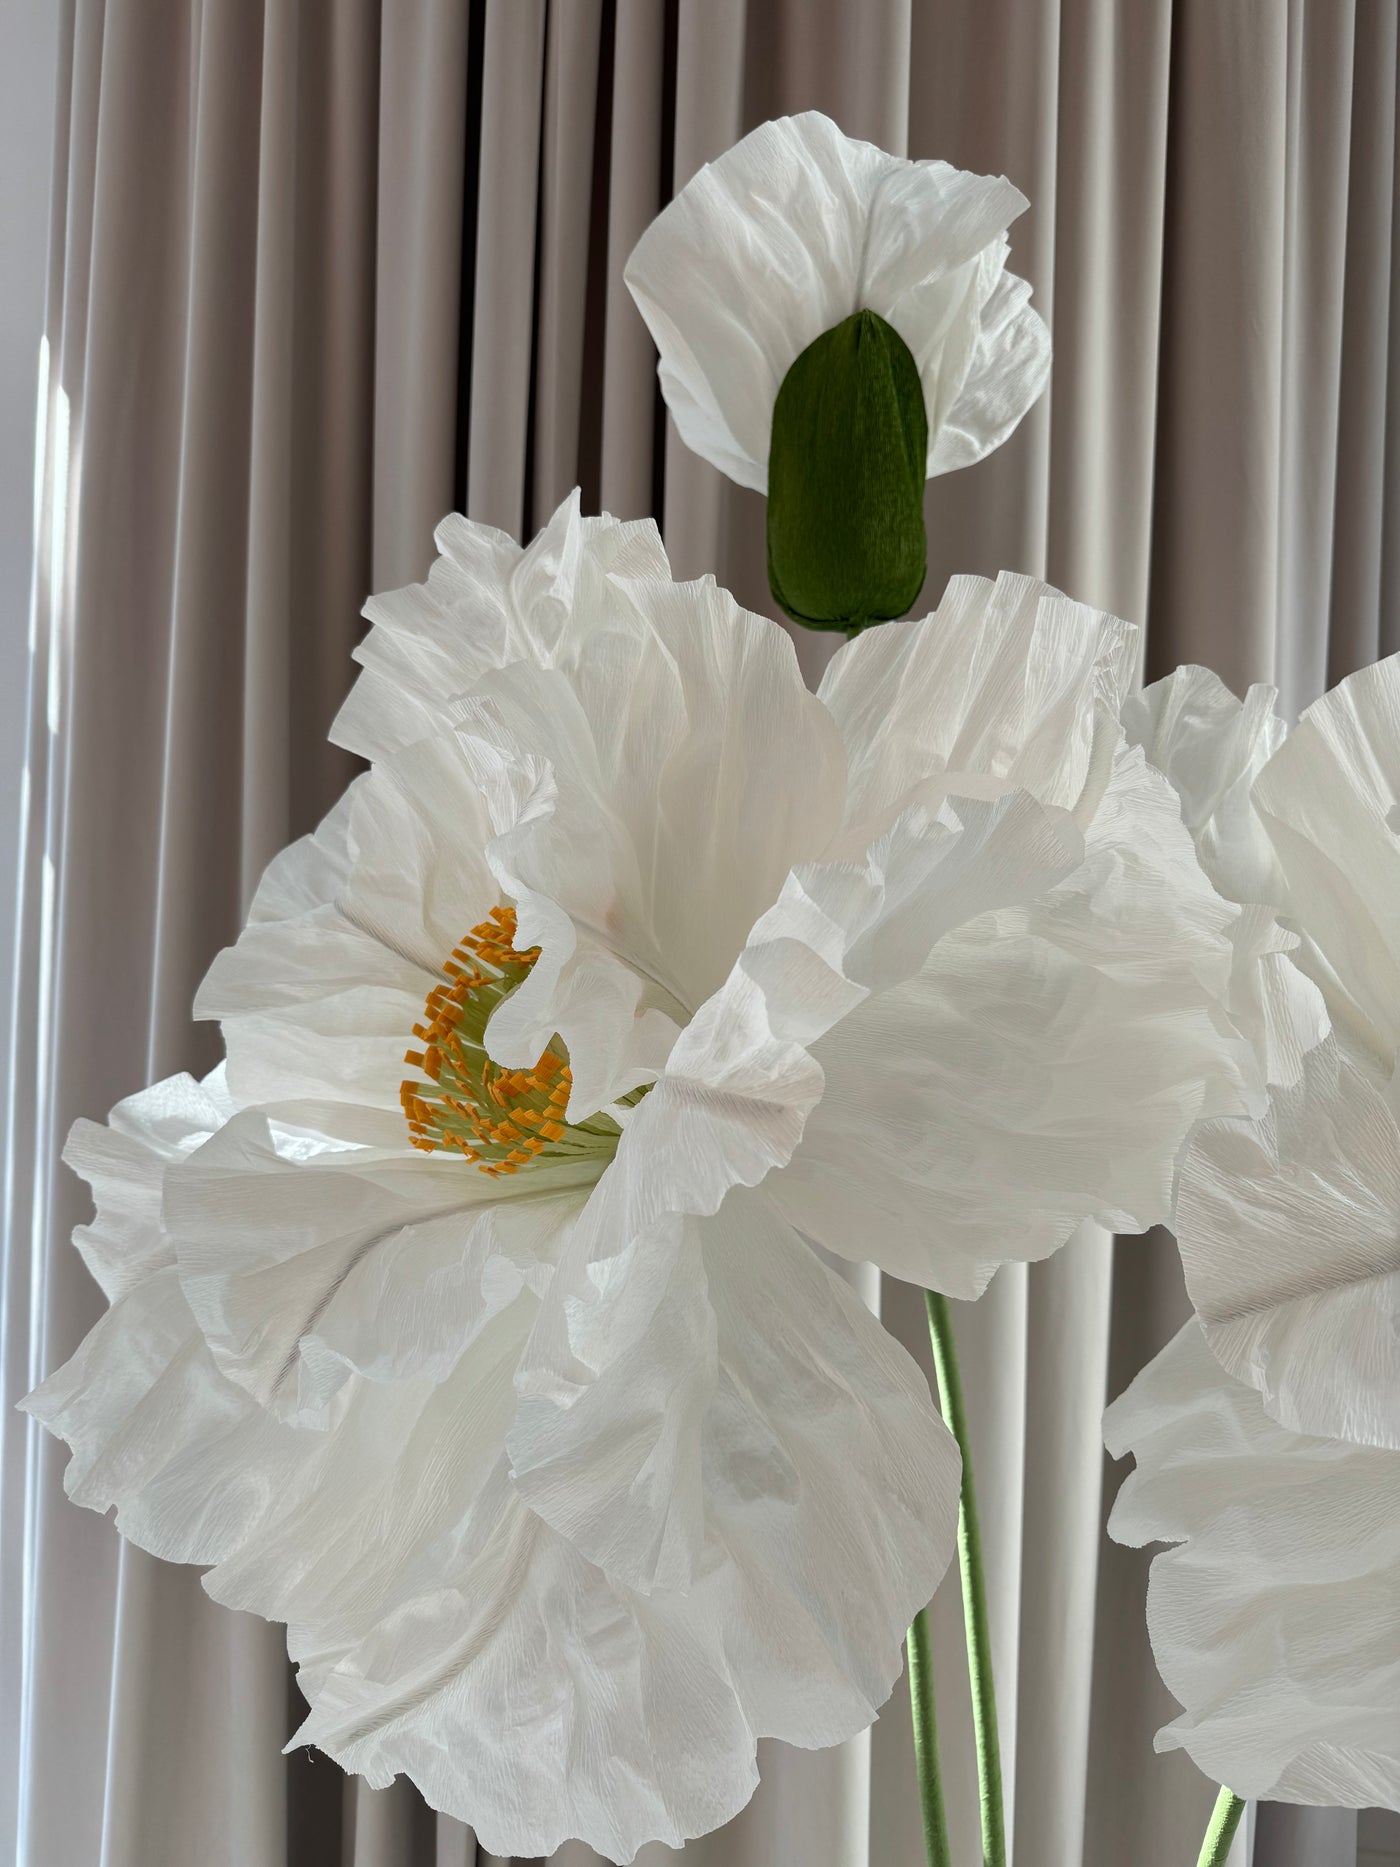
[{"left": 1106, "top": 1321, "right": 1400, "bottom": 1809}]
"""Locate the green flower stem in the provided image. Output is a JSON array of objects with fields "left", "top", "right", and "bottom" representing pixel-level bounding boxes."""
[
  {"left": 1197, "top": 1788, "right": 1246, "bottom": 1867},
  {"left": 906, "top": 1605, "right": 952, "bottom": 1867},
  {"left": 925, "top": 1290, "right": 1006, "bottom": 1867}
]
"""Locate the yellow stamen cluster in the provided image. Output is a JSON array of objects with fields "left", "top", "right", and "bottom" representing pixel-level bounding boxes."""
[{"left": 401, "top": 904, "right": 619, "bottom": 1177}]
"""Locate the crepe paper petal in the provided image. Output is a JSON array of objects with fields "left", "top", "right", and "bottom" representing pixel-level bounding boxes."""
[
  {"left": 62, "top": 1068, "right": 234, "bottom": 1300},
  {"left": 1106, "top": 1321, "right": 1400, "bottom": 1811},
  {"left": 818, "top": 568, "right": 1137, "bottom": 835},
  {"left": 774, "top": 739, "right": 1248, "bottom": 1296},
  {"left": 509, "top": 787, "right": 1081, "bottom": 1589},
  {"left": 1178, "top": 1037, "right": 1400, "bottom": 1450},
  {"left": 331, "top": 490, "right": 671, "bottom": 763},
  {"left": 1122, "top": 665, "right": 1288, "bottom": 907},
  {"left": 1252, "top": 655, "right": 1400, "bottom": 1063},
  {"left": 1137, "top": 658, "right": 1400, "bottom": 1448}
]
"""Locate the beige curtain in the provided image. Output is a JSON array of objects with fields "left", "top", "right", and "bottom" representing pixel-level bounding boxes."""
[{"left": 5, "top": 4, "right": 1399, "bottom": 1865}]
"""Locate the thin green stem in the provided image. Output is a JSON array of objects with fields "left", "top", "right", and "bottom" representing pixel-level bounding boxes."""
[
  {"left": 925, "top": 1291, "right": 1005, "bottom": 1867},
  {"left": 1197, "top": 1788, "right": 1245, "bottom": 1867},
  {"left": 906, "top": 1606, "right": 952, "bottom": 1867}
]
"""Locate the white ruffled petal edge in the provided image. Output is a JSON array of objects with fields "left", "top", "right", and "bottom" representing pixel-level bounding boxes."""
[
  {"left": 818, "top": 569, "right": 1138, "bottom": 838},
  {"left": 775, "top": 734, "right": 1249, "bottom": 1296},
  {"left": 1106, "top": 1321, "right": 1400, "bottom": 1810},
  {"left": 331, "top": 491, "right": 671, "bottom": 762},
  {"left": 1252, "top": 654, "right": 1400, "bottom": 1064},
  {"left": 1177, "top": 1036, "right": 1400, "bottom": 1451},
  {"left": 62, "top": 1069, "right": 234, "bottom": 1300},
  {"left": 1129, "top": 661, "right": 1400, "bottom": 1450},
  {"left": 1121, "top": 664, "right": 1287, "bottom": 907}
]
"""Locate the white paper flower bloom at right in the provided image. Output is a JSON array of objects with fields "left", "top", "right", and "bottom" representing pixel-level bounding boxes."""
[
  {"left": 626, "top": 111, "right": 1051, "bottom": 491},
  {"left": 1130, "top": 659, "right": 1400, "bottom": 1449},
  {"left": 1106, "top": 1321, "right": 1400, "bottom": 1810}
]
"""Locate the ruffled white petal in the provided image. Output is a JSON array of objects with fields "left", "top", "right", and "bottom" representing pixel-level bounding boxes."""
[
  {"left": 923, "top": 261, "right": 1052, "bottom": 475},
  {"left": 451, "top": 577, "right": 848, "bottom": 1094},
  {"left": 1135, "top": 657, "right": 1400, "bottom": 1447},
  {"left": 1105, "top": 1321, "right": 1400, "bottom": 1810},
  {"left": 509, "top": 788, "right": 1077, "bottom": 1582},
  {"left": 625, "top": 111, "right": 1048, "bottom": 491},
  {"left": 295, "top": 1256, "right": 953, "bottom": 1861},
  {"left": 164, "top": 1107, "right": 587, "bottom": 1425},
  {"left": 1123, "top": 666, "right": 1330, "bottom": 1087},
  {"left": 818, "top": 570, "right": 1136, "bottom": 837},
  {"left": 23, "top": 1267, "right": 307, "bottom": 1559},
  {"left": 194, "top": 766, "right": 457, "bottom": 1114},
  {"left": 1177, "top": 1037, "right": 1400, "bottom": 1450},
  {"left": 509, "top": 1177, "right": 957, "bottom": 1681},
  {"left": 332, "top": 490, "right": 671, "bottom": 761},
  {"left": 1253, "top": 654, "right": 1400, "bottom": 1060},
  {"left": 754, "top": 579, "right": 1248, "bottom": 1294},
  {"left": 62, "top": 1069, "right": 234, "bottom": 1299},
  {"left": 1122, "top": 665, "right": 1287, "bottom": 906},
  {"left": 198, "top": 717, "right": 679, "bottom": 1123},
  {"left": 288, "top": 1495, "right": 765, "bottom": 1861},
  {"left": 775, "top": 740, "right": 1248, "bottom": 1294}
]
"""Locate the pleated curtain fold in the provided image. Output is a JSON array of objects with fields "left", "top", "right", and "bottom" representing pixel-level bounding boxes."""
[{"left": 4, "top": 4, "right": 1397, "bottom": 1866}]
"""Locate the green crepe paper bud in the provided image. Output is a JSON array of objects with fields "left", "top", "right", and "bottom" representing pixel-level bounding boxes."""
[{"left": 767, "top": 308, "right": 929, "bottom": 633}]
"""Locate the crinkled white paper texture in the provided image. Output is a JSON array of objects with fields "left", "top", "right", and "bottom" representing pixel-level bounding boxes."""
[
  {"left": 1135, "top": 659, "right": 1400, "bottom": 1448},
  {"left": 1106, "top": 1322, "right": 1400, "bottom": 1810},
  {"left": 625, "top": 111, "right": 1051, "bottom": 491}
]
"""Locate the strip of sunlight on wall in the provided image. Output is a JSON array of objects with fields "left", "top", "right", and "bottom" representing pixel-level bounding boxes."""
[{"left": 6, "top": 331, "right": 70, "bottom": 1867}]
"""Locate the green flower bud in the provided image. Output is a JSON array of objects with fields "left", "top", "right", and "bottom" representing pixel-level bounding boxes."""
[{"left": 766, "top": 308, "right": 928, "bottom": 634}]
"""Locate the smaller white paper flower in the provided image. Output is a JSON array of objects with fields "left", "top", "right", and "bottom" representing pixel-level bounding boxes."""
[
  {"left": 1130, "top": 659, "right": 1400, "bottom": 1450},
  {"left": 1105, "top": 1320, "right": 1400, "bottom": 1811},
  {"left": 625, "top": 111, "right": 1050, "bottom": 492}
]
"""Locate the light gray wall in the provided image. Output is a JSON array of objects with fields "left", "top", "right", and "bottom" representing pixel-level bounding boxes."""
[{"left": 0, "top": 1, "right": 60, "bottom": 1121}]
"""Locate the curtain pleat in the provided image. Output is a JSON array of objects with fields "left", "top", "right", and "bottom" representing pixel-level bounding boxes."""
[
  {"left": 465, "top": 0, "right": 546, "bottom": 539},
  {"left": 6, "top": 5, "right": 1399, "bottom": 1866}
]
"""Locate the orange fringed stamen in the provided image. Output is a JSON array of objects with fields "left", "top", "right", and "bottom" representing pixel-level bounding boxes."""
[{"left": 400, "top": 904, "right": 624, "bottom": 1177}]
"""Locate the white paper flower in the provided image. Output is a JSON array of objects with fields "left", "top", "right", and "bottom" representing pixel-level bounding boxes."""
[
  {"left": 31, "top": 537, "right": 1247, "bottom": 1854},
  {"left": 1129, "top": 659, "right": 1400, "bottom": 1449},
  {"left": 625, "top": 111, "right": 1051, "bottom": 492},
  {"left": 1105, "top": 1319, "right": 1400, "bottom": 1810},
  {"left": 188, "top": 556, "right": 1246, "bottom": 1597}
]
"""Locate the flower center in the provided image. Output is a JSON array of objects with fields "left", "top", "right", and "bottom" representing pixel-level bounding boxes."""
[{"left": 401, "top": 904, "right": 628, "bottom": 1178}]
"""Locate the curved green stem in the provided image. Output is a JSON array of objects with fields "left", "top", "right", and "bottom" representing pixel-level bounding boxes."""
[
  {"left": 906, "top": 1606, "right": 952, "bottom": 1867},
  {"left": 1197, "top": 1788, "right": 1245, "bottom": 1867},
  {"left": 925, "top": 1291, "right": 1005, "bottom": 1867}
]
